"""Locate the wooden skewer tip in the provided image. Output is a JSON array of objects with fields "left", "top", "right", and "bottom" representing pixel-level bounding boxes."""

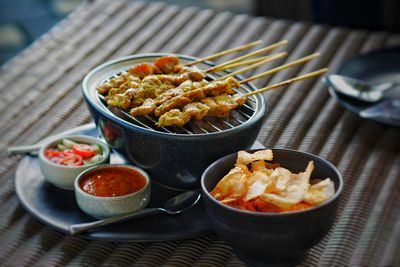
[
  {"left": 245, "top": 68, "right": 328, "bottom": 97},
  {"left": 185, "top": 40, "right": 264, "bottom": 66}
]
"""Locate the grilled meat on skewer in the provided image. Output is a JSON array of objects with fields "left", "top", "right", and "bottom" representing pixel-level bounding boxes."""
[
  {"left": 97, "top": 55, "right": 207, "bottom": 109},
  {"left": 129, "top": 80, "right": 205, "bottom": 116},
  {"left": 156, "top": 93, "right": 247, "bottom": 127},
  {"left": 129, "top": 77, "right": 239, "bottom": 117},
  {"left": 154, "top": 77, "right": 240, "bottom": 117},
  {"left": 157, "top": 109, "right": 191, "bottom": 127}
]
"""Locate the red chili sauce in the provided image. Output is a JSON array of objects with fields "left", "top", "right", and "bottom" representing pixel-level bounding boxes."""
[{"left": 80, "top": 167, "right": 147, "bottom": 197}]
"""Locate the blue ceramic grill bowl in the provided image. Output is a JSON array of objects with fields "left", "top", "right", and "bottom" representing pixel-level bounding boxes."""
[
  {"left": 201, "top": 148, "right": 343, "bottom": 266},
  {"left": 82, "top": 54, "right": 266, "bottom": 190}
]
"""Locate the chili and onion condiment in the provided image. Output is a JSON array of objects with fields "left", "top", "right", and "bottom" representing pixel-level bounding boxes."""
[
  {"left": 44, "top": 138, "right": 103, "bottom": 166},
  {"left": 80, "top": 167, "right": 147, "bottom": 197}
]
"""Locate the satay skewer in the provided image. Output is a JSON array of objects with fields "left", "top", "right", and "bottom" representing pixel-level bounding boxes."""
[
  {"left": 106, "top": 53, "right": 289, "bottom": 110},
  {"left": 205, "top": 53, "right": 286, "bottom": 74},
  {"left": 244, "top": 68, "right": 328, "bottom": 97},
  {"left": 157, "top": 68, "right": 328, "bottom": 127},
  {"left": 240, "top": 52, "right": 320, "bottom": 84},
  {"left": 196, "top": 52, "right": 321, "bottom": 88},
  {"left": 130, "top": 53, "right": 322, "bottom": 117},
  {"left": 154, "top": 67, "right": 327, "bottom": 118},
  {"left": 206, "top": 40, "right": 288, "bottom": 73},
  {"left": 100, "top": 48, "right": 290, "bottom": 105},
  {"left": 209, "top": 55, "right": 281, "bottom": 72},
  {"left": 101, "top": 44, "right": 290, "bottom": 96},
  {"left": 184, "top": 40, "right": 262, "bottom": 66},
  {"left": 215, "top": 52, "right": 288, "bottom": 80}
]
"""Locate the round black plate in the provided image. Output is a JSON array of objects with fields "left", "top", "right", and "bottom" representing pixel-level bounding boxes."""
[
  {"left": 328, "top": 46, "right": 400, "bottom": 127},
  {"left": 14, "top": 124, "right": 212, "bottom": 242}
]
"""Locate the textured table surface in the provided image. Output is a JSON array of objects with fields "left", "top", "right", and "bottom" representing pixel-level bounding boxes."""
[{"left": 1, "top": 0, "right": 400, "bottom": 266}]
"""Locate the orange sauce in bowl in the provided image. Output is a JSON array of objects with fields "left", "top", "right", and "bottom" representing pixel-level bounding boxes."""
[{"left": 80, "top": 167, "right": 147, "bottom": 197}]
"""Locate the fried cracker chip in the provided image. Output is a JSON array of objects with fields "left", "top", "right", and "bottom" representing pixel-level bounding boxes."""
[
  {"left": 244, "top": 171, "right": 271, "bottom": 201},
  {"left": 251, "top": 160, "right": 275, "bottom": 175},
  {"left": 261, "top": 161, "right": 314, "bottom": 209},
  {"left": 211, "top": 166, "right": 248, "bottom": 202},
  {"left": 304, "top": 178, "right": 335, "bottom": 205},
  {"left": 269, "top": 167, "right": 292, "bottom": 192},
  {"left": 236, "top": 150, "right": 273, "bottom": 166}
]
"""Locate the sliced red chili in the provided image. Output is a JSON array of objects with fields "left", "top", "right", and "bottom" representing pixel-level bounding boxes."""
[
  {"left": 45, "top": 148, "right": 63, "bottom": 159},
  {"left": 58, "top": 154, "right": 83, "bottom": 166},
  {"left": 72, "top": 144, "right": 96, "bottom": 158}
]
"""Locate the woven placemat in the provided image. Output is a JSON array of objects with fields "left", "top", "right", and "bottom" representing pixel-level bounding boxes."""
[{"left": 0, "top": 0, "right": 399, "bottom": 266}]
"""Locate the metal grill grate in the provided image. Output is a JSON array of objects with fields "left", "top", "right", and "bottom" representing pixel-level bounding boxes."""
[{"left": 97, "top": 72, "right": 258, "bottom": 135}]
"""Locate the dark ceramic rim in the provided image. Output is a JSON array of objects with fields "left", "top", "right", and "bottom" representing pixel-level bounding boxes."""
[
  {"left": 82, "top": 53, "right": 266, "bottom": 138},
  {"left": 201, "top": 148, "right": 343, "bottom": 217},
  {"left": 39, "top": 135, "right": 110, "bottom": 169},
  {"left": 74, "top": 164, "right": 150, "bottom": 200}
]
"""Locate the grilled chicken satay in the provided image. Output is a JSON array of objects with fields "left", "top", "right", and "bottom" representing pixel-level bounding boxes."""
[
  {"left": 155, "top": 67, "right": 330, "bottom": 127},
  {"left": 97, "top": 55, "right": 204, "bottom": 94},
  {"left": 130, "top": 77, "right": 239, "bottom": 117},
  {"left": 155, "top": 80, "right": 208, "bottom": 103},
  {"left": 156, "top": 93, "right": 246, "bottom": 127},
  {"left": 97, "top": 55, "right": 207, "bottom": 109},
  {"left": 128, "top": 55, "right": 206, "bottom": 81},
  {"left": 154, "top": 77, "right": 240, "bottom": 117},
  {"left": 203, "top": 93, "right": 246, "bottom": 117},
  {"left": 104, "top": 71, "right": 202, "bottom": 109},
  {"left": 130, "top": 80, "right": 198, "bottom": 116},
  {"left": 156, "top": 109, "right": 191, "bottom": 127},
  {"left": 128, "top": 98, "right": 156, "bottom": 116},
  {"left": 97, "top": 76, "right": 127, "bottom": 95},
  {"left": 103, "top": 73, "right": 191, "bottom": 109},
  {"left": 105, "top": 77, "right": 176, "bottom": 109}
]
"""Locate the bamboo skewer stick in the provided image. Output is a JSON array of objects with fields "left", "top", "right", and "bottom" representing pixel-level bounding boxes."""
[
  {"left": 206, "top": 40, "right": 288, "bottom": 73},
  {"left": 207, "top": 55, "right": 274, "bottom": 73},
  {"left": 245, "top": 68, "right": 328, "bottom": 97},
  {"left": 184, "top": 40, "right": 262, "bottom": 66},
  {"left": 216, "top": 52, "right": 288, "bottom": 80},
  {"left": 178, "top": 53, "right": 287, "bottom": 79},
  {"left": 240, "top": 52, "right": 320, "bottom": 84}
]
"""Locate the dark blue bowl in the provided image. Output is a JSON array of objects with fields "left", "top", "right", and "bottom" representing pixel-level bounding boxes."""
[
  {"left": 82, "top": 54, "right": 266, "bottom": 190},
  {"left": 201, "top": 149, "right": 343, "bottom": 266}
]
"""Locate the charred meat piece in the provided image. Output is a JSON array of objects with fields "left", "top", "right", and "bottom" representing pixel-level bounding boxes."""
[
  {"left": 154, "top": 55, "right": 180, "bottom": 74},
  {"left": 154, "top": 96, "right": 192, "bottom": 117},
  {"left": 106, "top": 88, "right": 140, "bottom": 110},
  {"left": 156, "top": 93, "right": 247, "bottom": 127},
  {"left": 128, "top": 63, "right": 153, "bottom": 79},
  {"left": 182, "top": 102, "right": 210, "bottom": 120},
  {"left": 130, "top": 98, "right": 157, "bottom": 116},
  {"left": 154, "top": 77, "right": 239, "bottom": 117},
  {"left": 96, "top": 76, "right": 125, "bottom": 95},
  {"left": 179, "top": 66, "right": 206, "bottom": 81},
  {"left": 156, "top": 109, "right": 191, "bottom": 127}
]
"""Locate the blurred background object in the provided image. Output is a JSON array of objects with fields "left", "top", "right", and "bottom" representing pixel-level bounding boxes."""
[
  {"left": 1, "top": 0, "right": 399, "bottom": 66},
  {"left": 254, "top": 0, "right": 400, "bottom": 32},
  {"left": 0, "top": 0, "right": 83, "bottom": 65},
  {"left": 313, "top": 0, "right": 400, "bottom": 32}
]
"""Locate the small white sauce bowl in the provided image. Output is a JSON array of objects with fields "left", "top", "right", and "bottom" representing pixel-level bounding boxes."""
[
  {"left": 74, "top": 164, "right": 151, "bottom": 218},
  {"left": 38, "top": 135, "right": 110, "bottom": 190}
]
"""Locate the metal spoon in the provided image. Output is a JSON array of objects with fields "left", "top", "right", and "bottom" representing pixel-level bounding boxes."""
[
  {"left": 324, "top": 74, "right": 398, "bottom": 103},
  {"left": 69, "top": 190, "right": 202, "bottom": 235},
  {"left": 7, "top": 144, "right": 42, "bottom": 156}
]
